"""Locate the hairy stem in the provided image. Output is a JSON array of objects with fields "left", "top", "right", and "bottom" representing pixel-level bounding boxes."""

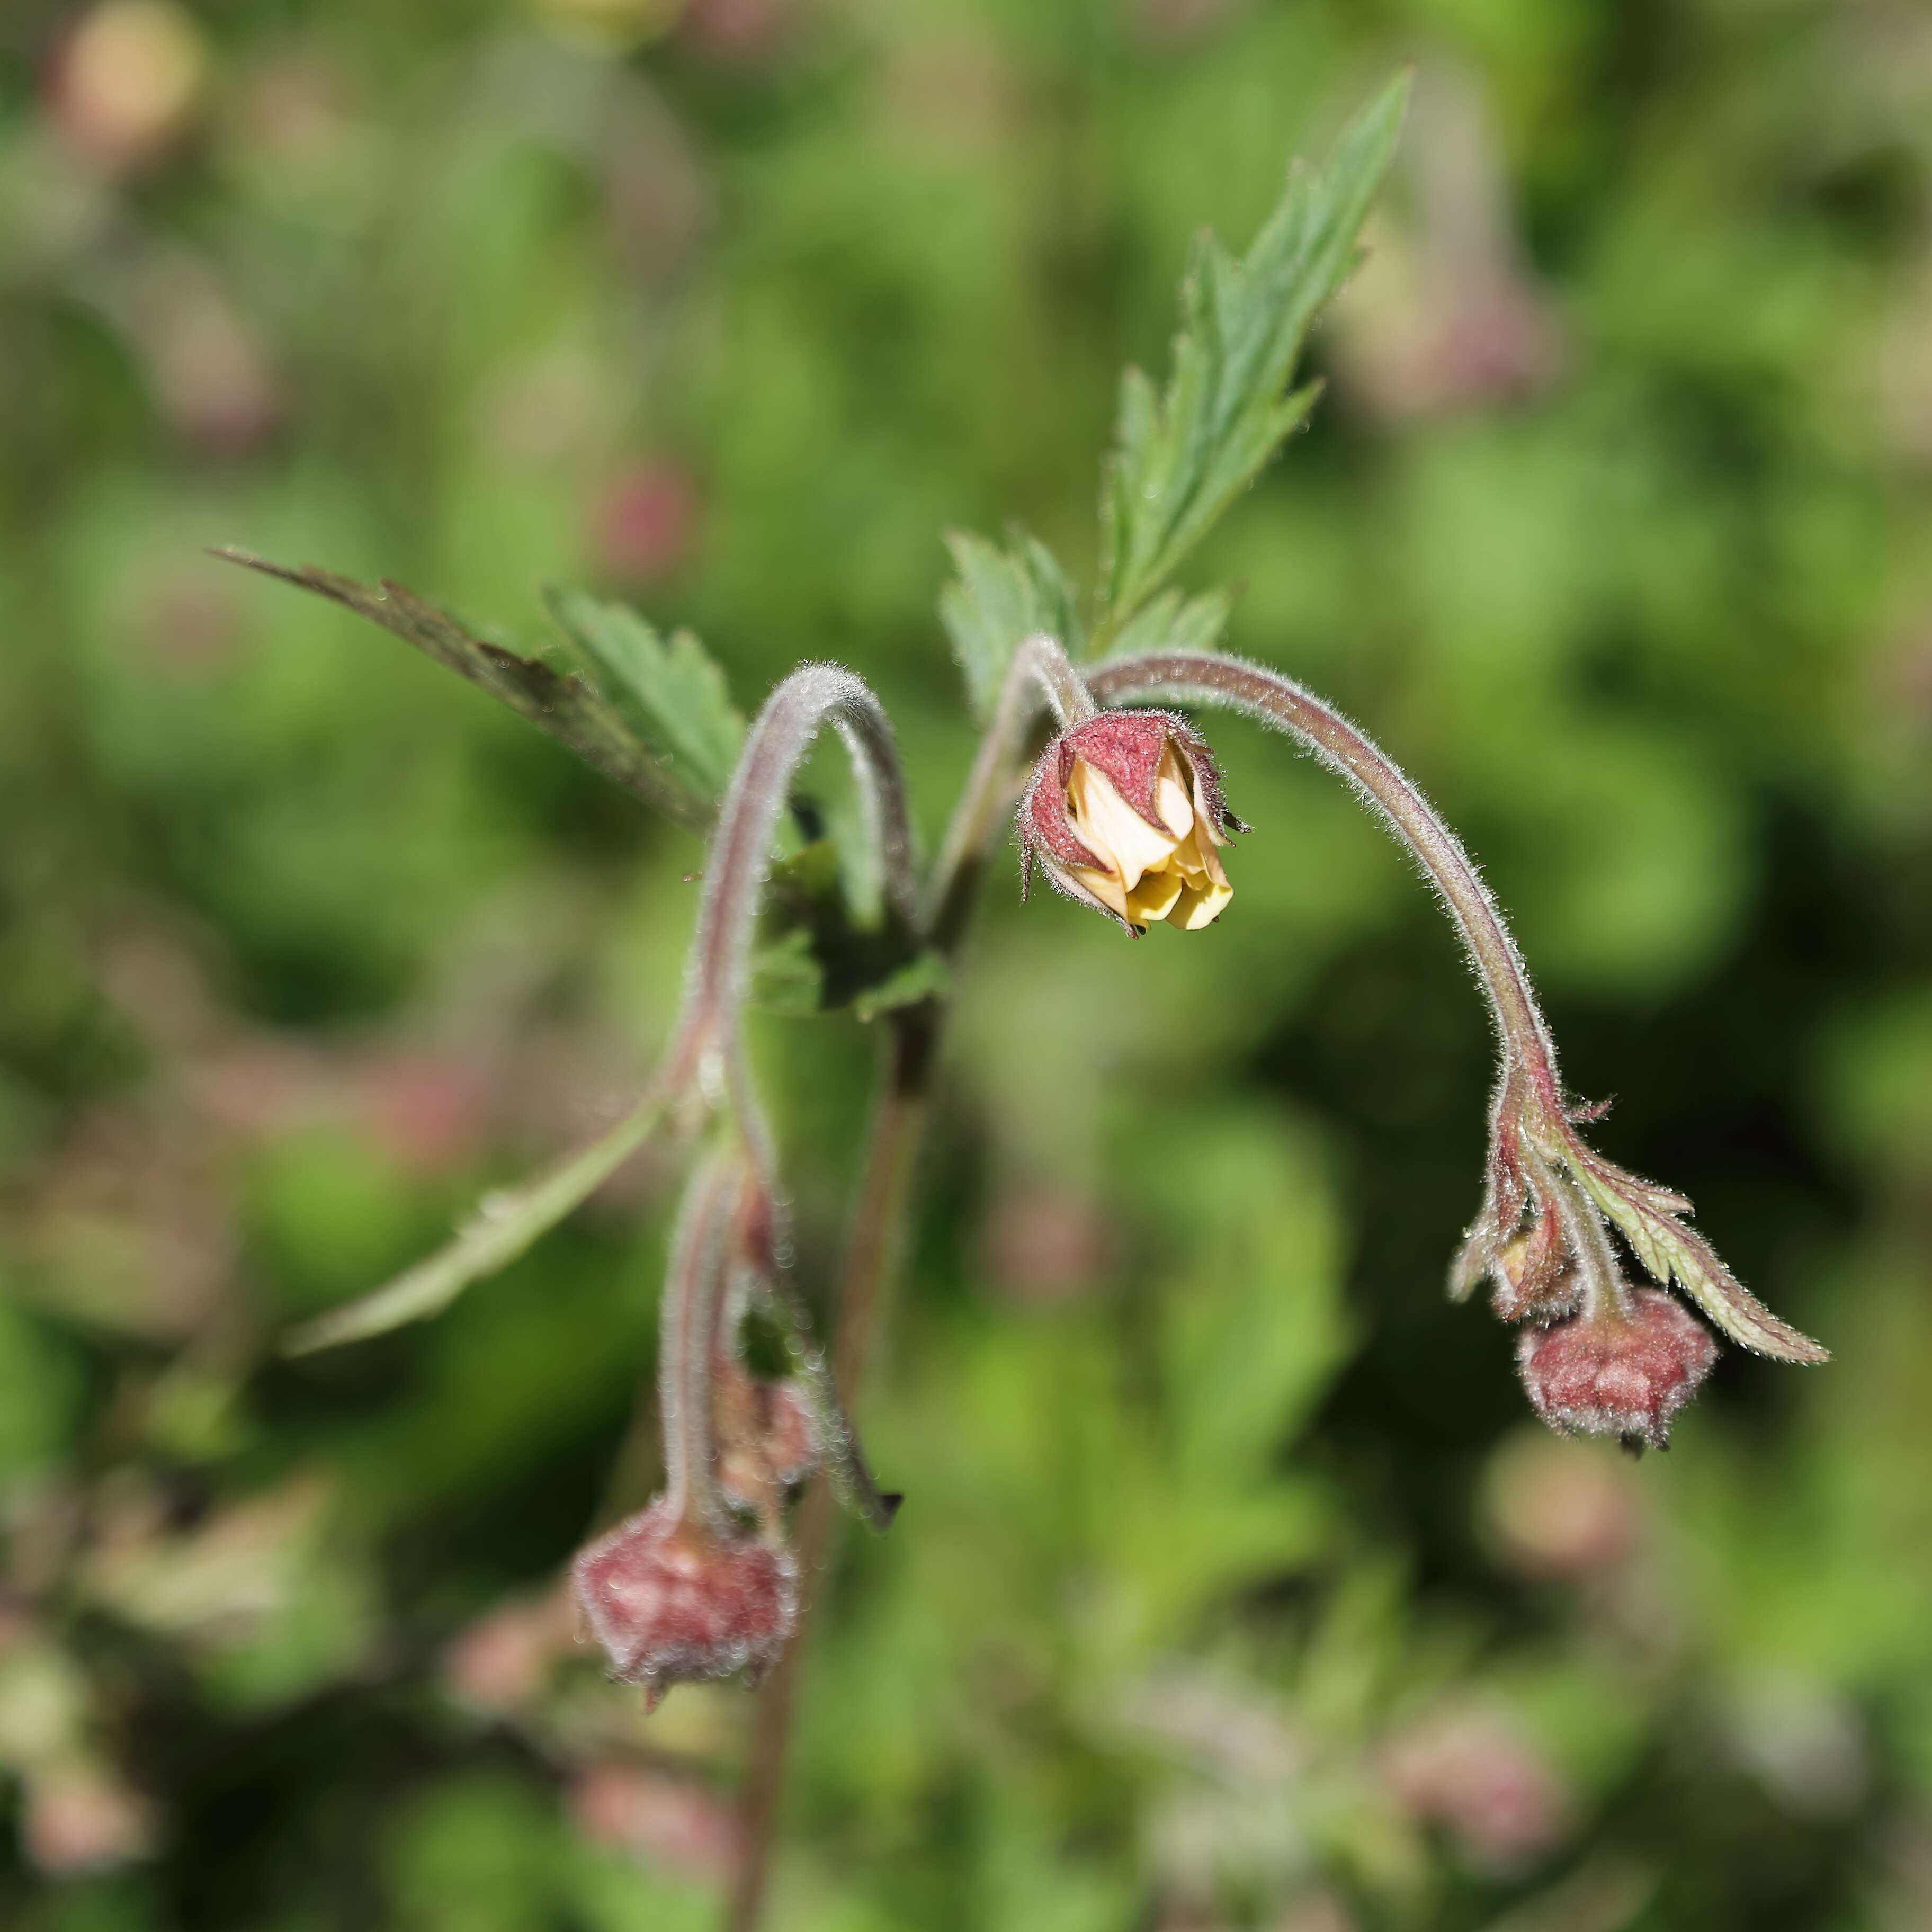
[
  {"left": 660, "top": 1151, "right": 746, "bottom": 1526},
  {"left": 672, "top": 664, "right": 917, "bottom": 1097},
  {"left": 724, "top": 1004, "right": 937, "bottom": 1932},
  {"left": 1526, "top": 1144, "right": 1631, "bottom": 1325},
  {"left": 927, "top": 633, "right": 1094, "bottom": 948},
  {"left": 728, "top": 637, "right": 1087, "bottom": 1927},
  {"left": 1088, "top": 651, "right": 1563, "bottom": 1111}
]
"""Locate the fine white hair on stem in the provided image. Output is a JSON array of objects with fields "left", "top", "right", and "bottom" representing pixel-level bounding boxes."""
[
  {"left": 670, "top": 664, "right": 918, "bottom": 1098},
  {"left": 659, "top": 1150, "right": 745, "bottom": 1527},
  {"left": 926, "top": 633, "right": 1095, "bottom": 942},
  {"left": 1524, "top": 1143, "right": 1627, "bottom": 1323},
  {"left": 1087, "top": 649, "right": 1562, "bottom": 1102}
]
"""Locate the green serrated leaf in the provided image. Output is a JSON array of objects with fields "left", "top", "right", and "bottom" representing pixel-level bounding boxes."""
[
  {"left": 281, "top": 1092, "right": 668, "bottom": 1355},
  {"left": 822, "top": 786, "right": 885, "bottom": 932},
  {"left": 544, "top": 589, "right": 745, "bottom": 810},
  {"left": 1096, "top": 72, "right": 1410, "bottom": 639},
  {"left": 938, "top": 526, "right": 1083, "bottom": 720},
  {"left": 212, "top": 550, "right": 717, "bottom": 831},
  {"left": 851, "top": 950, "right": 949, "bottom": 1023},
  {"left": 747, "top": 925, "right": 826, "bottom": 1016},
  {"left": 1102, "top": 585, "right": 1235, "bottom": 663},
  {"left": 1573, "top": 1161, "right": 1829, "bottom": 1364}
]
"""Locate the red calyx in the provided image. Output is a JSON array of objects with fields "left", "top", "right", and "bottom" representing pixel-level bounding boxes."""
[
  {"left": 571, "top": 1497, "right": 798, "bottom": 1710},
  {"left": 1517, "top": 1289, "right": 1717, "bottom": 1451}
]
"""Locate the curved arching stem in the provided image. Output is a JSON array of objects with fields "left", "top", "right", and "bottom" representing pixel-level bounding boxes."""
[
  {"left": 728, "top": 638, "right": 1088, "bottom": 1932},
  {"left": 926, "top": 633, "right": 1095, "bottom": 949},
  {"left": 669, "top": 663, "right": 918, "bottom": 1105},
  {"left": 1085, "top": 647, "right": 1825, "bottom": 1366},
  {"left": 1087, "top": 649, "right": 1565, "bottom": 1123}
]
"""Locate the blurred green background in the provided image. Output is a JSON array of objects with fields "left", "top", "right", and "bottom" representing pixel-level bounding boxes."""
[{"left": 3, "top": 2, "right": 1931, "bottom": 1928}]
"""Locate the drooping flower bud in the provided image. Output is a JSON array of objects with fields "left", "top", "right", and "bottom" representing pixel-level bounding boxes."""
[
  {"left": 1490, "top": 1201, "right": 1578, "bottom": 1323},
  {"left": 1517, "top": 1289, "right": 1717, "bottom": 1451},
  {"left": 571, "top": 1498, "right": 798, "bottom": 1711},
  {"left": 1020, "top": 711, "right": 1243, "bottom": 933},
  {"left": 714, "top": 1354, "right": 821, "bottom": 1519}
]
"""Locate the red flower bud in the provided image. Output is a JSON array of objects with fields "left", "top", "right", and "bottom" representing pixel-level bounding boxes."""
[
  {"left": 1517, "top": 1289, "right": 1716, "bottom": 1451},
  {"left": 1020, "top": 711, "right": 1243, "bottom": 932},
  {"left": 571, "top": 1498, "right": 797, "bottom": 1710}
]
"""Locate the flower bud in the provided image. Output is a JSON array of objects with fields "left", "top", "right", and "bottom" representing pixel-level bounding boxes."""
[
  {"left": 571, "top": 1498, "right": 797, "bottom": 1711},
  {"left": 1517, "top": 1289, "right": 1716, "bottom": 1451},
  {"left": 1021, "top": 711, "right": 1242, "bottom": 932},
  {"left": 1381, "top": 1702, "right": 1572, "bottom": 1875},
  {"left": 1490, "top": 1202, "right": 1578, "bottom": 1323},
  {"left": 714, "top": 1355, "right": 821, "bottom": 1515}
]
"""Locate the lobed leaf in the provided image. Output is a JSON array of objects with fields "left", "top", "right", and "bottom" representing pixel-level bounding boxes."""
[
  {"left": 282, "top": 1090, "right": 669, "bottom": 1355},
  {"left": 1573, "top": 1158, "right": 1829, "bottom": 1364},
  {"left": 938, "top": 527, "right": 1083, "bottom": 720},
  {"left": 543, "top": 588, "right": 745, "bottom": 810},
  {"left": 1101, "top": 584, "right": 1234, "bottom": 663},
  {"left": 1096, "top": 72, "right": 1410, "bottom": 637},
  {"left": 851, "top": 949, "right": 949, "bottom": 1023},
  {"left": 213, "top": 550, "right": 723, "bottom": 831}
]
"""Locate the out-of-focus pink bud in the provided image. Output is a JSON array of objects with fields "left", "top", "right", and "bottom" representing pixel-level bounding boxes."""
[
  {"left": 571, "top": 1498, "right": 796, "bottom": 1711},
  {"left": 114, "top": 253, "right": 279, "bottom": 454},
  {"left": 1382, "top": 1703, "right": 1572, "bottom": 1875},
  {"left": 442, "top": 1582, "right": 576, "bottom": 1715},
  {"left": 679, "top": 0, "right": 790, "bottom": 63},
  {"left": 1480, "top": 1430, "right": 1643, "bottom": 1582},
  {"left": 346, "top": 1051, "right": 493, "bottom": 1177},
  {"left": 1021, "top": 711, "right": 1242, "bottom": 933},
  {"left": 1517, "top": 1290, "right": 1717, "bottom": 1451},
  {"left": 589, "top": 462, "right": 700, "bottom": 585},
  {"left": 568, "top": 1759, "right": 739, "bottom": 1882},
  {"left": 47, "top": 1, "right": 209, "bottom": 175},
  {"left": 22, "top": 1762, "right": 154, "bottom": 1876},
  {"left": 982, "top": 1179, "right": 1110, "bottom": 1306},
  {"left": 1329, "top": 70, "right": 1563, "bottom": 424}
]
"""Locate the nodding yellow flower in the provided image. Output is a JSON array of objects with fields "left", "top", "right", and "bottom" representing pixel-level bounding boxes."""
[{"left": 1021, "top": 711, "right": 1244, "bottom": 933}]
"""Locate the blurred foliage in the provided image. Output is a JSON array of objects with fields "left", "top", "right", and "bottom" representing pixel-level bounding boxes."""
[{"left": 2, "top": 2, "right": 1931, "bottom": 1930}]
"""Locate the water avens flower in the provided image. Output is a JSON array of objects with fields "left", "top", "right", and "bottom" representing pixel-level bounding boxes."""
[{"left": 1020, "top": 711, "right": 1243, "bottom": 933}]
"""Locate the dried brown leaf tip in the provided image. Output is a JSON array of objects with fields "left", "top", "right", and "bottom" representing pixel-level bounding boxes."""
[{"left": 1019, "top": 711, "right": 1244, "bottom": 933}]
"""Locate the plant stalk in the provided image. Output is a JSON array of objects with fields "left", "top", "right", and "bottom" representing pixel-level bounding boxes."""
[
  {"left": 659, "top": 1150, "right": 745, "bottom": 1527},
  {"left": 723, "top": 1003, "right": 937, "bottom": 1932},
  {"left": 1087, "top": 650, "right": 1564, "bottom": 1112},
  {"left": 725, "top": 636, "right": 1083, "bottom": 1930}
]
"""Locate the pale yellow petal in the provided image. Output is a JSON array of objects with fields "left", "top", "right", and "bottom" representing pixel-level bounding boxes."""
[
  {"left": 1173, "top": 819, "right": 1230, "bottom": 891},
  {"left": 1123, "top": 864, "right": 1184, "bottom": 925},
  {"left": 1165, "top": 875, "right": 1232, "bottom": 929},
  {"left": 1066, "top": 861, "right": 1131, "bottom": 923},
  {"left": 1152, "top": 745, "right": 1196, "bottom": 838},
  {"left": 1067, "top": 759, "right": 1179, "bottom": 888}
]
